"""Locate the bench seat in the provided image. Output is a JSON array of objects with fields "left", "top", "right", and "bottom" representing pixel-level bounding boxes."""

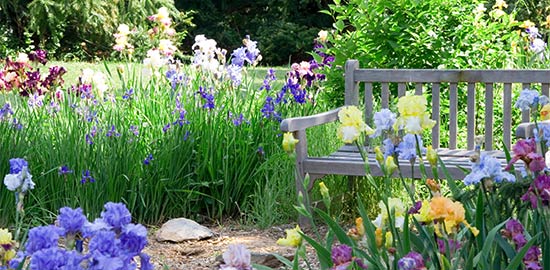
[{"left": 303, "top": 146, "right": 509, "bottom": 180}]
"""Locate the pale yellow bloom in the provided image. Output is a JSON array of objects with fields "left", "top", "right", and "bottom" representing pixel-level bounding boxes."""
[
  {"left": 473, "top": 3, "right": 487, "bottom": 15},
  {"left": 375, "top": 146, "right": 384, "bottom": 164},
  {"left": 337, "top": 106, "right": 374, "bottom": 143},
  {"left": 413, "top": 200, "right": 432, "bottom": 223},
  {"left": 520, "top": 20, "right": 536, "bottom": 29},
  {"left": 374, "top": 198, "right": 406, "bottom": 229},
  {"left": 541, "top": 104, "right": 550, "bottom": 120},
  {"left": 385, "top": 231, "right": 393, "bottom": 248},
  {"left": 427, "top": 146, "right": 438, "bottom": 167},
  {"left": 276, "top": 225, "right": 302, "bottom": 247},
  {"left": 4, "top": 249, "right": 15, "bottom": 261},
  {"left": 397, "top": 95, "right": 427, "bottom": 117},
  {"left": 395, "top": 96, "right": 435, "bottom": 134},
  {"left": 117, "top": 24, "right": 131, "bottom": 35},
  {"left": 338, "top": 125, "right": 360, "bottom": 144},
  {"left": 385, "top": 156, "right": 398, "bottom": 175},
  {"left": 319, "top": 182, "right": 330, "bottom": 200},
  {"left": 318, "top": 30, "right": 328, "bottom": 42},
  {"left": 282, "top": 132, "right": 299, "bottom": 153},
  {"left": 338, "top": 106, "right": 365, "bottom": 126},
  {"left": 16, "top": 53, "right": 29, "bottom": 64},
  {"left": 0, "top": 228, "right": 12, "bottom": 244},
  {"left": 492, "top": 0, "right": 507, "bottom": 9},
  {"left": 355, "top": 217, "right": 365, "bottom": 236}
]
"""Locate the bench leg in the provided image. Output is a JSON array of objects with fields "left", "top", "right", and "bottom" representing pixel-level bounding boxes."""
[{"left": 296, "top": 171, "right": 324, "bottom": 228}]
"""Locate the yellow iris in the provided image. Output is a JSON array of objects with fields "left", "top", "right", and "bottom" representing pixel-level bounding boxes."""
[
  {"left": 337, "top": 106, "right": 374, "bottom": 143},
  {"left": 541, "top": 104, "right": 550, "bottom": 120},
  {"left": 282, "top": 132, "right": 299, "bottom": 153},
  {"left": 0, "top": 229, "right": 12, "bottom": 245},
  {"left": 276, "top": 225, "right": 302, "bottom": 247}
]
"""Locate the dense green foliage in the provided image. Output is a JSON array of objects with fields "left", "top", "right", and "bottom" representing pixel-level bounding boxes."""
[
  {"left": 177, "top": 0, "right": 333, "bottom": 65},
  {"left": 0, "top": 0, "right": 193, "bottom": 60}
]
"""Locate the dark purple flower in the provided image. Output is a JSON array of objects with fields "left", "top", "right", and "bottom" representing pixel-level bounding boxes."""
[
  {"left": 81, "top": 170, "right": 95, "bottom": 184},
  {"left": 85, "top": 134, "right": 94, "bottom": 145},
  {"left": 41, "top": 66, "right": 66, "bottom": 89},
  {"left": 122, "top": 88, "right": 134, "bottom": 100},
  {"left": 398, "top": 251, "right": 425, "bottom": 270},
  {"left": 106, "top": 125, "right": 121, "bottom": 137},
  {"left": 57, "top": 207, "right": 87, "bottom": 235},
  {"left": 437, "top": 238, "right": 461, "bottom": 254},
  {"left": 261, "top": 96, "right": 281, "bottom": 121},
  {"left": 143, "top": 154, "right": 153, "bottom": 165},
  {"left": 522, "top": 174, "right": 550, "bottom": 208},
  {"left": 100, "top": 202, "right": 132, "bottom": 230},
  {"left": 58, "top": 165, "right": 73, "bottom": 175},
  {"left": 9, "top": 158, "right": 28, "bottom": 174},
  {"left": 129, "top": 125, "right": 139, "bottom": 136},
  {"left": 259, "top": 69, "right": 277, "bottom": 92},
  {"left": 198, "top": 86, "right": 215, "bottom": 109},
  {"left": 0, "top": 102, "right": 14, "bottom": 121},
  {"left": 408, "top": 201, "right": 422, "bottom": 214},
  {"left": 23, "top": 70, "right": 41, "bottom": 93},
  {"left": 331, "top": 244, "right": 352, "bottom": 269},
  {"left": 29, "top": 49, "right": 48, "bottom": 65},
  {"left": 505, "top": 219, "right": 525, "bottom": 235},
  {"left": 11, "top": 118, "right": 23, "bottom": 130},
  {"left": 512, "top": 233, "right": 527, "bottom": 249},
  {"left": 163, "top": 123, "right": 171, "bottom": 133}
]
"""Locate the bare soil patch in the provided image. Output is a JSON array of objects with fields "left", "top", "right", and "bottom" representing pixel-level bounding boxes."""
[{"left": 145, "top": 223, "right": 322, "bottom": 270}]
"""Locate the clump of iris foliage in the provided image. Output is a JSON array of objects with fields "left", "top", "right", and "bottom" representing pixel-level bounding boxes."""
[
  {"left": 0, "top": 7, "right": 336, "bottom": 227},
  {"left": 1, "top": 157, "right": 153, "bottom": 269},
  {"left": 229, "top": 90, "right": 550, "bottom": 270}
]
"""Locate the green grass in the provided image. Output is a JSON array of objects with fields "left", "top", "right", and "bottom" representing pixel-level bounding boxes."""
[{"left": 1, "top": 60, "right": 341, "bottom": 229}]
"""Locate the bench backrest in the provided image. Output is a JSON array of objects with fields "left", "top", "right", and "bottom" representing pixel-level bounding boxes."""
[{"left": 344, "top": 60, "right": 550, "bottom": 151}]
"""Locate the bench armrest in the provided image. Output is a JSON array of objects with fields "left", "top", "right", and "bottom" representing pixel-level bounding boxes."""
[
  {"left": 515, "top": 120, "right": 550, "bottom": 139},
  {"left": 280, "top": 107, "right": 341, "bottom": 132}
]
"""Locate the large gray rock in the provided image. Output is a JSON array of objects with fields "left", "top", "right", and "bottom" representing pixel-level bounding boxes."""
[{"left": 156, "top": 218, "right": 214, "bottom": 242}]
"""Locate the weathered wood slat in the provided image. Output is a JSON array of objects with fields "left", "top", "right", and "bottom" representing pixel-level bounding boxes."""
[
  {"left": 303, "top": 152, "right": 514, "bottom": 179},
  {"left": 503, "top": 83, "right": 512, "bottom": 149},
  {"left": 415, "top": 83, "right": 423, "bottom": 95},
  {"left": 280, "top": 108, "right": 340, "bottom": 132},
  {"left": 449, "top": 83, "right": 458, "bottom": 149},
  {"left": 398, "top": 83, "right": 406, "bottom": 97},
  {"left": 353, "top": 69, "right": 550, "bottom": 83},
  {"left": 522, "top": 83, "right": 531, "bottom": 123},
  {"left": 485, "top": 83, "right": 494, "bottom": 150},
  {"left": 543, "top": 83, "right": 550, "bottom": 97},
  {"left": 432, "top": 83, "right": 441, "bottom": 148},
  {"left": 467, "top": 83, "right": 476, "bottom": 150},
  {"left": 365, "top": 83, "right": 374, "bottom": 125},
  {"left": 345, "top": 60, "right": 359, "bottom": 106},
  {"left": 382, "top": 83, "right": 390, "bottom": 108}
]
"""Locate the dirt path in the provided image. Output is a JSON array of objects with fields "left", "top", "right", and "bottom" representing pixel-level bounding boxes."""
[{"left": 145, "top": 223, "right": 321, "bottom": 270}]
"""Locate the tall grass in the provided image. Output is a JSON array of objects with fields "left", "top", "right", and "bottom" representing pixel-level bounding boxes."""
[{"left": 0, "top": 59, "right": 338, "bottom": 227}]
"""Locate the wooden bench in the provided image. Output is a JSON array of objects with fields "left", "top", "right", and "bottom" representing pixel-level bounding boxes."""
[{"left": 281, "top": 59, "right": 550, "bottom": 220}]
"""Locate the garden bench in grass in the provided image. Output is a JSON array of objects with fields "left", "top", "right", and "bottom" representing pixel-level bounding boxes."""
[{"left": 280, "top": 59, "right": 550, "bottom": 224}]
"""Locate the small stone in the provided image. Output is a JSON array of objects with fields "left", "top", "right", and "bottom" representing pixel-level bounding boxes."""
[
  {"left": 156, "top": 218, "right": 214, "bottom": 242},
  {"left": 215, "top": 253, "right": 293, "bottom": 268}
]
